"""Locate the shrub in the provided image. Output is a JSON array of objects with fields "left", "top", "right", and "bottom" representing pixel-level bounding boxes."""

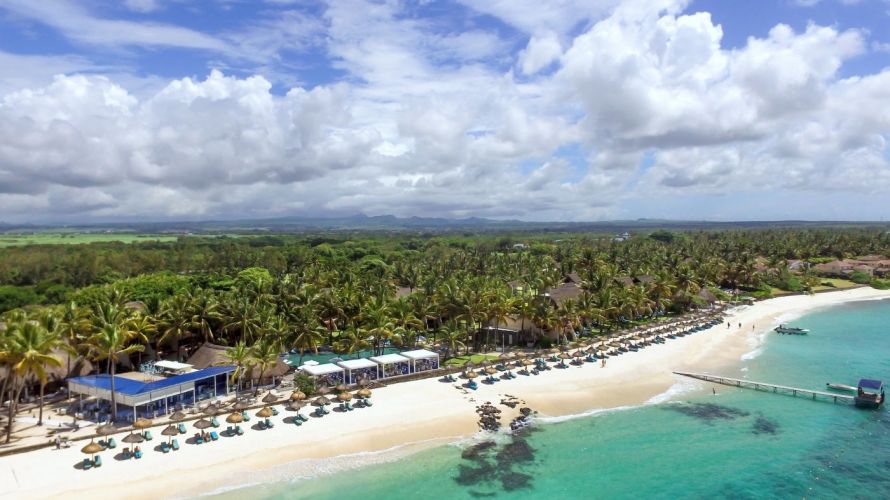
[
  {"left": 293, "top": 373, "right": 317, "bottom": 396},
  {"left": 849, "top": 271, "right": 872, "bottom": 285}
]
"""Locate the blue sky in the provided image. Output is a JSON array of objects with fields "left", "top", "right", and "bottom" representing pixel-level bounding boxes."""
[{"left": 0, "top": 0, "right": 888, "bottom": 223}]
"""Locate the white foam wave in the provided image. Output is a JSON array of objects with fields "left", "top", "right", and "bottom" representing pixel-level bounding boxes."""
[{"left": 644, "top": 377, "right": 702, "bottom": 405}]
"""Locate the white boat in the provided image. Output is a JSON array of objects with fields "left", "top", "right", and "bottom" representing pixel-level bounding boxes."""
[{"left": 825, "top": 383, "right": 857, "bottom": 392}]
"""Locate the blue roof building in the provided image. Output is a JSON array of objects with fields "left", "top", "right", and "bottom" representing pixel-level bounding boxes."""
[{"left": 69, "top": 365, "right": 235, "bottom": 419}]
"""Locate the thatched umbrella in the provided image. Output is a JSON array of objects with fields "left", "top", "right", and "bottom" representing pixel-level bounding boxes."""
[
  {"left": 572, "top": 350, "right": 585, "bottom": 358},
  {"left": 356, "top": 388, "right": 372, "bottom": 399},
  {"left": 256, "top": 407, "right": 273, "bottom": 418},
  {"left": 202, "top": 405, "right": 222, "bottom": 417},
  {"left": 316, "top": 386, "right": 332, "bottom": 396},
  {"left": 335, "top": 384, "right": 349, "bottom": 393},
  {"left": 558, "top": 352, "right": 571, "bottom": 360},
  {"left": 169, "top": 411, "right": 187, "bottom": 422},
  {"left": 193, "top": 419, "right": 213, "bottom": 430},
  {"left": 81, "top": 440, "right": 103, "bottom": 460},
  {"left": 95, "top": 424, "right": 116, "bottom": 437},
  {"left": 521, "top": 359, "right": 534, "bottom": 366},
  {"left": 262, "top": 392, "right": 279, "bottom": 404},
  {"left": 548, "top": 347, "right": 560, "bottom": 354},
  {"left": 312, "top": 396, "right": 331, "bottom": 407},
  {"left": 465, "top": 371, "right": 478, "bottom": 379},
  {"left": 337, "top": 392, "right": 352, "bottom": 402},
  {"left": 498, "top": 352, "right": 515, "bottom": 360},
  {"left": 122, "top": 432, "right": 144, "bottom": 445},
  {"left": 232, "top": 401, "right": 251, "bottom": 411},
  {"left": 484, "top": 367, "right": 498, "bottom": 375},
  {"left": 287, "top": 401, "right": 307, "bottom": 411},
  {"left": 226, "top": 412, "right": 244, "bottom": 424},
  {"left": 133, "top": 417, "right": 153, "bottom": 430},
  {"left": 161, "top": 425, "right": 179, "bottom": 443},
  {"left": 290, "top": 391, "right": 307, "bottom": 401}
]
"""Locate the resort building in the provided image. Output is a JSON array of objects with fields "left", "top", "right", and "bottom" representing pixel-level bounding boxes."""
[
  {"left": 300, "top": 363, "right": 345, "bottom": 386},
  {"left": 400, "top": 349, "right": 440, "bottom": 373},
  {"left": 370, "top": 353, "right": 411, "bottom": 378},
  {"left": 336, "top": 358, "right": 378, "bottom": 384},
  {"left": 67, "top": 364, "right": 235, "bottom": 422}
]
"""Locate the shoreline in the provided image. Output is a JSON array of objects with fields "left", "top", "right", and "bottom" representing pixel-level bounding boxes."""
[{"left": 2, "top": 287, "right": 889, "bottom": 500}]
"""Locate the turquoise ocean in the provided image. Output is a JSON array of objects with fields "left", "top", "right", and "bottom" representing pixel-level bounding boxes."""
[{"left": 213, "top": 298, "right": 890, "bottom": 499}]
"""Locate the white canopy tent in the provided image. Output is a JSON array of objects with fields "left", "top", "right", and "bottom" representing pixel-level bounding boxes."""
[
  {"left": 153, "top": 360, "right": 194, "bottom": 375},
  {"left": 370, "top": 353, "right": 411, "bottom": 378},
  {"left": 400, "top": 349, "right": 440, "bottom": 373},
  {"left": 300, "top": 363, "right": 345, "bottom": 386},
  {"left": 336, "top": 358, "right": 379, "bottom": 384}
]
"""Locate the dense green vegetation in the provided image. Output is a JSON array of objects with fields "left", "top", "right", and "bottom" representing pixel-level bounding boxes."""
[
  {"left": 1, "top": 227, "right": 888, "bottom": 431},
  {"left": 0, "top": 232, "right": 177, "bottom": 248}
]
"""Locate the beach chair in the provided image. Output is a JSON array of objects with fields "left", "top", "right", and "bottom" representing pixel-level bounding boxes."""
[
  {"left": 264, "top": 418, "right": 274, "bottom": 429},
  {"left": 178, "top": 423, "right": 186, "bottom": 434},
  {"left": 211, "top": 417, "right": 220, "bottom": 427},
  {"left": 235, "top": 425, "right": 244, "bottom": 436},
  {"left": 161, "top": 442, "right": 169, "bottom": 453},
  {"left": 82, "top": 458, "right": 92, "bottom": 470},
  {"left": 134, "top": 449, "right": 143, "bottom": 459},
  {"left": 210, "top": 431, "right": 219, "bottom": 441},
  {"left": 143, "top": 430, "right": 153, "bottom": 441},
  {"left": 196, "top": 433, "right": 204, "bottom": 445},
  {"left": 241, "top": 411, "right": 250, "bottom": 422},
  {"left": 94, "top": 455, "right": 102, "bottom": 467},
  {"left": 226, "top": 425, "right": 233, "bottom": 436},
  {"left": 122, "top": 447, "right": 131, "bottom": 460},
  {"left": 364, "top": 399, "right": 373, "bottom": 407},
  {"left": 172, "top": 439, "right": 180, "bottom": 451},
  {"left": 107, "top": 437, "right": 116, "bottom": 449},
  {"left": 293, "top": 417, "right": 302, "bottom": 426},
  {"left": 271, "top": 407, "right": 279, "bottom": 416}
]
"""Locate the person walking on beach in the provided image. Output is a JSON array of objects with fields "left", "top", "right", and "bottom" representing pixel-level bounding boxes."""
[
  {"left": 727, "top": 322, "right": 730, "bottom": 329},
  {"left": 738, "top": 322, "right": 741, "bottom": 329},
  {"left": 601, "top": 358, "right": 606, "bottom": 368}
]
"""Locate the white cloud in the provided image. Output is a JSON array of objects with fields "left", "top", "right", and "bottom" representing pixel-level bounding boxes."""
[
  {"left": 124, "top": 0, "right": 161, "bottom": 13},
  {"left": 518, "top": 32, "right": 563, "bottom": 75}
]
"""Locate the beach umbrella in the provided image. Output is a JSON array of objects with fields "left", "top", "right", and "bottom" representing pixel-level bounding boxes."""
[
  {"left": 357, "top": 388, "right": 372, "bottom": 398},
  {"left": 133, "top": 417, "right": 153, "bottom": 430},
  {"left": 226, "top": 412, "right": 244, "bottom": 424},
  {"left": 122, "top": 432, "right": 144, "bottom": 444},
  {"left": 95, "top": 424, "right": 116, "bottom": 437},
  {"left": 262, "top": 392, "right": 279, "bottom": 404},
  {"left": 81, "top": 440, "right": 103, "bottom": 459},
  {"left": 256, "top": 407, "right": 273, "bottom": 418},
  {"left": 335, "top": 384, "right": 349, "bottom": 393},
  {"left": 548, "top": 347, "right": 560, "bottom": 354},
  {"left": 290, "top": 391, "right": 307, "bottom": 401},
  {"left": 465, "top": 371, "right": 478, "bottom": 379},
  {"left": 484, "top": 367, "right": 498, "bottom": 375},
  {"left": 317, "top": 386, "right": 332, "bottom": 396},
  {"left": 498, "top": 352, "right": 514, "bottom": 360},
  {"left": 193, "top": 419, "right": 213, "bottom": 430},
  {"left": 161, "top": 424, "right": 179, "bottom": 443},
  {"left": 337, "top": 392, "right": 352, "bottom": 402},
  {"left": 169, "top": 411, "right": 187, "bottom": 422},
  {"left": 521, "top": 359, "right": 534, "bottom": 366},
  {"left": 559, "top": 352, "right": 571, "bottom": 360},
  {"left": 287, "top": 401, "right": 306, "bottom": 411},
  {"left": 312, "top": 397, "right": 331, "bottom": 407},
  {"left": 203, "top": 405, "right": 222, "bottom": 416},
  {"left": 232, "top": 401, "right": 251, "bottom": 411},
  {"left": 572, "top": 351, "right": 584, "bottom": 358}
]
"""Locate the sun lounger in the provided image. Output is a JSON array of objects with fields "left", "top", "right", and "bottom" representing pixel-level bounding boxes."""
[
  {"left": 293, "top": 417, "right": 302, "bottom": 426},
  {"left": 107, "top": 437, "right": 116, "bottom": 449},
  {"left": 241, "top": 411, "right": 250, "bottom": 422},
  {"left": 178, "top": 423, "right": 186, "bottom": 434},
  {"left": 364, "top": 399, "right": 373, "bottom": 407},
  {"left": 161, "top": 442, "right": 170, "bottom": 453},
  {"left": 122, "top": 447, "right": 131, "bottom": 460},
  {"left": 210, "top": 431, "right": 219, "bottom": 441},
  {"left": 172, "top": 438, "right": 180, "bottom": 450},
  {"left": 264, "top": 418, "right": 274, "bottom": 428},
  {"left": 211, "top": 417, "right": 220, "bottom": 427},
  {"left": 235, "top": 425, "right": 244, "bottom": 435},
  {"left": 82, "top": 458, "right": 92, "bottom": 470},
  {"left": 94, "top": 455, "right": 102, "bottom": 467},
  {"left": 143, "top": 430, "right": 153, "bottom": 441},
  {"left": 271, "top": 407, "right": 279, "bottom": 416},
  {"left": 196, "top": 434, "right": 204, "bottom": 445},
  {"left": 226, "top": 425, "right": 233, "bottom": 435},
  {"left": 298, "top": 413, "right": 309, "bottom": 421},
  {"left": 134, "top": 449, "right": 143, "bottom": 459}
]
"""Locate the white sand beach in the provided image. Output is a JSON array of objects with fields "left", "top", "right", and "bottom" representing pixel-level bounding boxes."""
[{"left": 2, "top": 287, "right": 888, "bottom": 500}]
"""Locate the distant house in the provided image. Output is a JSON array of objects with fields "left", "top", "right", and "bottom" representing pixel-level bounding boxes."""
[
  {"left": 512, "top": 243, "right": 528, "bottom": 250},
  {"left": 612, "top": 232, "right": 631, "bottom": 242},
  {"left": 813, "top": 260, "right": 854, "bottom": 277},
  {"left": 786, "top": 260, "right": 805, "bottom": 271},
  {"left": 564, "top": 272, "right": 583, "bottom": 285},
  {"left": 634, "top": 275, "right": 655, "bottom": 285},
  {"left": 546, "top": 282, "right": 583, "bottom": 307},
  {"left": 614, "top": 276, "right": 635, "bottom": 287}
]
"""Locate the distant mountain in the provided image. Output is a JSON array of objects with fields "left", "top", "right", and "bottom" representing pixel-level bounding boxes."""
[{"left": 0, "top": 214, "right": 886, "bottom": 235}]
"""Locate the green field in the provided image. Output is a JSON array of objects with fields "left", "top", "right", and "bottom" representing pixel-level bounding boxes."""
[{"left": 0, "top": 233, "right": 178, "bottom": 247}]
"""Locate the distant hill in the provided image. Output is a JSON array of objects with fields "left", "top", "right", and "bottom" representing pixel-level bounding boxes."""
[{"left": 0, "top": 214, "right": 886, "bottom": 235}]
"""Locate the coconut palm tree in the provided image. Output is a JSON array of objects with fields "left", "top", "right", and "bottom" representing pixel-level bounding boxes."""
[
  {"left": 223, "top": 341, "right": 253, "bottom": 393},
  {"left": 249, "top": 338, "right": 280, "bottom": 395},
  {"left": 10, "top": 320, "right": 66, "bottom": 427},
  {"left": 85, "top": 302, "right": 144, "bottom": 422}
]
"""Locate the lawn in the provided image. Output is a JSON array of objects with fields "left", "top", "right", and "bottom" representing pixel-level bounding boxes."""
[
  {"left": 444, "top": 353, "right": 500, "bottom": 367},
  {"left": 0, "top": 233, "right": 178, "bottom": 247},
  {"left": 812, "top": 278, "right": 859, "bottom": 292}
]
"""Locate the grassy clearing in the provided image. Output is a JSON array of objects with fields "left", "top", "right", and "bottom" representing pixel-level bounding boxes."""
[
  {"left": 812, "top": 278, "right": 859, "bottom": 292},
  {"left": 444, "top": 354, "right": 500, "bottom": 367},
  {"left": 0, "top": 233, "right": 178, "bottom": 247}
]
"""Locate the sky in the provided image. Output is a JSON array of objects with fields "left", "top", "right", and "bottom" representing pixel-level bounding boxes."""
[{"left": 0, "top": 0, "right": 889, "bottom": 224}]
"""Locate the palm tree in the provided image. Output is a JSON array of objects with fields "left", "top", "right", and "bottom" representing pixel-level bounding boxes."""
[
  {"left": 190, "top": 289, "right": 220, "bottom": 344},
  {"left": 85, "top": 303, "right": 145, "bottom": 422},
  {"left": 249, "top": 338, "right": 280, "bottom": 395},
  {"left": 159, "top": 295, "right": 193, "bottom": 361},
  {"left": 58, "top": 301, "right": 89, "bottom": 384},
  {"left": 485, "top": 289, "right": 514, "bottom": 353},
  {"left": 223, "top": 341, "right": 253, "bottom": 393},
  {"left": 289, "top": 322, "right": 327, "bottom": 365},
  {"left": 11, "top": 321, "right": 66, "bottom": 427},
  {"left": 438, "top": 320, "right": 466, "bottom": 361}
]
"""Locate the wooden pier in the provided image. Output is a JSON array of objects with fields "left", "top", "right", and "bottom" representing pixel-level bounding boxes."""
[{"left": 673, "top": 371, "right": 855, "bottom": 404}]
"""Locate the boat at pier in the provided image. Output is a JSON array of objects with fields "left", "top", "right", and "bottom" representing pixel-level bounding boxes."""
[{"left": 854, "top": 379, "right": 885, "bottom": 409}]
